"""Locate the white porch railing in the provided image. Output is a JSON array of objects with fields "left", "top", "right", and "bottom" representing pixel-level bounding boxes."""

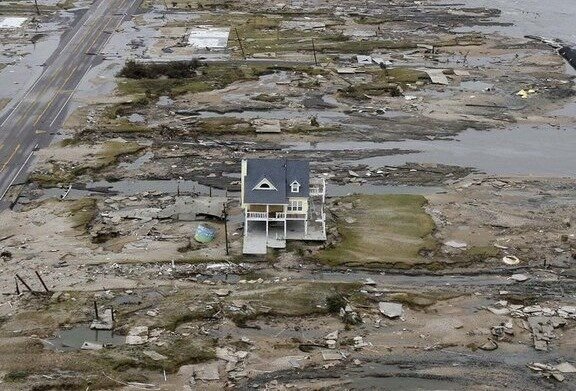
[
  {"left": 246, "top": 212, "right": 267, "bottom": 219},
  {"left": 310, "top": 187, "right": 323, "bottom": 196},
  {"left": 310, "top": 178, "right": 326, "bottom": 202},
  {"left": 279, "top": 212, "right": 307, "bottom": 220}
]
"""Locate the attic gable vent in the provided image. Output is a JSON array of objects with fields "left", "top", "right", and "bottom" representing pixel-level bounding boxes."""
[{"left": 253, "top": 178, "right": 277, "bottom": 191}]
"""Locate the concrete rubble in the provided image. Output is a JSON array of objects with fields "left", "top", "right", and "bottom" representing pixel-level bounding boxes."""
[
  {"left": 90, "top": 308, "right": 114, "bottom": 330},
  {"left": 378, "top": 302, "right": 404, "bottom": 318},
  {"left": 484, "top": 300, "right": 574, "bottom": 351},
  {"left": 126, "top": 326, "right": 149, "bottom": 345},
  {"left": 143, "top": 350, "right": 168, "bottom": 361}
]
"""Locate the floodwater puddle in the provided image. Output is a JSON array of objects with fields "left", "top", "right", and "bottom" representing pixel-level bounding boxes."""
[
  {"left": 119, "top": 151, "right": 154, "bottom": 171},
  {"left": 86, "top": 179, "right": 233, "bottom": 196},
  {"left": 460, "top": 80, "right": 494, "bottom": 91},
  {"left": 44, "top": 325, "right": 125, "bottom": 351}
]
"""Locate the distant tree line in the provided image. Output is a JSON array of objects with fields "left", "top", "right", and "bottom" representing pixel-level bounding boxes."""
[{"left": 119, "top": 59, "right": 201, "bottom": 79}]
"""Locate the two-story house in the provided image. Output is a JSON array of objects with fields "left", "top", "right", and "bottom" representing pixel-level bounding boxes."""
[{"left": 241, "top": 159, "right": 326, "bottom": 254}]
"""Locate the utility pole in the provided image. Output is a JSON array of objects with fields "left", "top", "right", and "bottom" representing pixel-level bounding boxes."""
[
  {"left": 311, "top": 39, "right": 318, "bottom": 66},
  {"left": 223, "top": 202, "right": 229, "bottom": 256},
  {"left": 234, "top": 28, "right": 246, "bottom": 59}
]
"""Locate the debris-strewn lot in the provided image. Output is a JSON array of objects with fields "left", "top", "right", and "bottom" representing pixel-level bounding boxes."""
[{"left": 0, "top": 0, "right": 575, "bottom": 389}]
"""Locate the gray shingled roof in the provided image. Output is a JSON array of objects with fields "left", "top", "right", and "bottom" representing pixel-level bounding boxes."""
[{"left": 243, "top": 159, "right": 309, "bottom": 204}]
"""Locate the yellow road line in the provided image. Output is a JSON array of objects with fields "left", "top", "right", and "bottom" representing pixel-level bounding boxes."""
[
  {"left": 7, "top": 0, "right": 129, "bottom": 131},
  {"left": 33, "top": 62, "right": 83, "bottom": 126},
  {"left": 1, "top": 144, "right": 20, "bottom": 171}
]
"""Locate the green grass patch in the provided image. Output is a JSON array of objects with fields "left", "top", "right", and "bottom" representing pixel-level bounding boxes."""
[
  {"left": 4, "top": 370, "right": 29, "bottom": 382},
  {"left": 317, "top": 195, "right": 438, "bottom": 268},
  {"left": 375, "top": 68, "right": 429, "bottom": 83},
  {"left": 116, "top": 63, "right": 274, "bottom": 97},
  {"left": 462, "top": 246, "right": 500, "bottom": 262},
  {"left": 30, "top": 141, "right": 143, "bottom": 186},
  {"left": 66, "top": 198, "right": 97, "bottom": 231},
  {"left": 57, "top": 0, "right": 75, "bottom": 9},
  {"left": 285, "top": 125, "right": 340, "bottom": 134},
  {"left": 117, "top": 78, "right": 212, "bottom": 97},
  {"left": 341, "top": 68, "right": 428, "bottom": 100},
  {"left": 229, "top": 281, "right": 361, "bottom": 320},
  {"left": 197, "top": 117, "right": 254, "bottom": 134},
  {"left": 119, "top": 60, "right": 200, "bottom": 79}
]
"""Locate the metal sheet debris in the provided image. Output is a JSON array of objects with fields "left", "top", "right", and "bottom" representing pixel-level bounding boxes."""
[
  {"left": 0, "top": 17, "right": 27, "bottom": 29},
  {"left": 188, "top": 26, "right": 230, "bottom": 49},
  {"left": 254, "top": 119, "right": 281, "bottom": 133},
  {"left": 356, "top": 55, "right": 373, "bottom": 65},
  {"left": 280, "top": 20, "right": 326, "bottom": 30},
  {"left": 421, "top": 69, "right": 449, "bottom": 85}
]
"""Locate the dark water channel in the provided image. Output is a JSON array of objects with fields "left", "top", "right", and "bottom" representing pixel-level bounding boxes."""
[{"left": 288, "top": 124, "right": 576, "bottom": 177}]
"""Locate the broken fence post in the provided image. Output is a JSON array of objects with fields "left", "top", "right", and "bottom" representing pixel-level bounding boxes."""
[
  {"left": 35, "top": 271, "right": 50, "bottom": 293},
  {"left": 234, "top": 27, "right": 246, "bottom": 59},
  {"left": 15, "top": 274, "right": 33, "bottom": 293}
]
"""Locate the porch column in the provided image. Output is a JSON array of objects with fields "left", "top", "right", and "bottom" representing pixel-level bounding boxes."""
[
  {"left": 283, "top": 205, "right": 287, "bottom": 238},
  {"left": 304, "top": 213, "right": 308, "bottom": 235},
  {"left": 265, "top": 205, "right": 269, "bottom": 239},
  {"left": 244, "top": 212, "right": 248, "bottom": 236}
]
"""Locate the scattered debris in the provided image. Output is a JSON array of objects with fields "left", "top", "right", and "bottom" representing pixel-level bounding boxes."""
[
  {"left": 478, "top": 339, "right": 498, "bottom": 351},
  {"left": 509, "top": 274, "right": 530, "bottom": 282},
  {"left": 81, "top": 342, "right": 103, "bottom": 351},
  {"left": 185, "top": 361, "right": 220, "bottom": 382},
  {"left": 527, "top": 363, "right": 566, "bottom": 382},
  {"left": 379, "top": 302, "right": 404, "bottom": 318},
  {"left": 188, "top": 26, "right": 230, "bottom": 49},
  {"left": 90, "top": 308, "right": 114, "bottom": 330},
  {"left": 516, "top": 88, "right": 537, "bottom": 99},
  {"left": 502, "top": 255, "right": 520, "bottom": 265},
  {"left": 321, "top": 350, "right": 343, "bottom": 361},
  {"left": 444, "top": 240, "right": 468, "bottom": 249},
  {"left": 555, "top": 362, "right": 576, "bottom": 373},
  {"left": 254, "top": 119, "right": 281, "bottom": 134},
  {"left": 126, "top": 326, "right": 149, "bottom": 345},
  {"left": 143, "top": 350, "right": 168, "bottom": 361}
]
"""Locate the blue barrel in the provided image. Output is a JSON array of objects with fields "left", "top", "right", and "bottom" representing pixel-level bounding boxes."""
[{"left": 195, "top": 224, "right": 216, "bottom": 243}]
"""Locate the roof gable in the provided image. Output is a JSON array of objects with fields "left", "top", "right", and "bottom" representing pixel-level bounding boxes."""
[{"left": 253, "top": 178, "right": 277, "bottom": 191}]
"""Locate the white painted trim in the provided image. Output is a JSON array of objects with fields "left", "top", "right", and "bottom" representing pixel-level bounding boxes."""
[
  {"left": 252, "top": 178, "right": 277, "bottom": 191},
  {"left": 290, "top": 180, "right": 300, "bottom": 193}
]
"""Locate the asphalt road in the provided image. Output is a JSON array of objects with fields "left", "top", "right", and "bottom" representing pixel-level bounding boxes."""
[{"left": 0, "top": 0, "right": 140, "bottom": 206}]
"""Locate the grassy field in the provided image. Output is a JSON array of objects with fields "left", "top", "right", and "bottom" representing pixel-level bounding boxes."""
[{"left": 317, "top": 195, "right": 438, "bottom": 268}]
